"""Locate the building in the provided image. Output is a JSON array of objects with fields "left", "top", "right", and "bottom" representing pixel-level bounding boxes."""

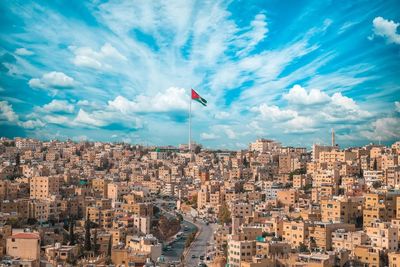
[
  {"left": 331, "top": 229, "right": 368, "bottom": 253},
  {"left": 354, "top": 245, "right": 380, "bottom": 267},
  {"left": 365, "top": 222, "right": 398, "bottom": 251},
  {"left": 6, "top": 232, "right": 41, "bottom": 267},
  {"left": 320, "top": 198, "right": 362, "bottom": 224},
  {"left": 282, "top": 220, "right": 310, "bottom": 249},
  {"left": 227, "top": 238, "right": 256, "bottom": 267},
  {"left": 249, "top": 139, "right": 280, "bottom": 153},
  {"left": 30, "top": 176, "right": 59, "bottom": 200}
]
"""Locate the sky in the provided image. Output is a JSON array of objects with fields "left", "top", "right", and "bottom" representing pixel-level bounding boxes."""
[{"left": 0, "top": 0, "right": 400, "bottom": 149}]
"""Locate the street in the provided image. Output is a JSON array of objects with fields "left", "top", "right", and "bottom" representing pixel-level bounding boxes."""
[
  {"left": 183, "top": 219, "right": 216, "bottom": 267},
  {"left": 154, "top": 198, "right": 216, "bottom": 266}
]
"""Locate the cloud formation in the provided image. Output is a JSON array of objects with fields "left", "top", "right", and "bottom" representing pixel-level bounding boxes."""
[
  {"left": 29, "top": 71, "right": 75, "bottom": 89},
  {"left": 70, "top": 43, "right": 127, "bottom": 69},
  {"left": 108, "top": 87, "right": 188, "bottom": 113},
  {"left": 283, "top": 85, "right": 330, "bottom": 105},
  {"left": 15, "top": 48, "right": 34, "bottom": 56},
  {"left": 0, "top": 1, "right": 399, "bottom": 148},
  {"left": 370, "top": 17, "right": 400, "bottom": 44},
  {"left": 41, "top": 100, "right": 75, "bottom": 113}
]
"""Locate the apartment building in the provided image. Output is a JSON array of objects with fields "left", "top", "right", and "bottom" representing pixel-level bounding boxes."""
[{"left": 30, "top": 176, "right": 59, "bottom": 200}]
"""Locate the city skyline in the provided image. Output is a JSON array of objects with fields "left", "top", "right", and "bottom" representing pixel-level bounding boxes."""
[{"left": 1, "top": 0, "right": 400, "bottom": 149}]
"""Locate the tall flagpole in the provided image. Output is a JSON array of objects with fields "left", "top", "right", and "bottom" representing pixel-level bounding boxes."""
[{"left": 189, "top": 89, "right": 192, "bottom": 153}]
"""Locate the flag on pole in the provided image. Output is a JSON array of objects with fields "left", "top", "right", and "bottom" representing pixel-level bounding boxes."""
[{"left": 191, "top": 89, "right": 207, "bottom": 106}]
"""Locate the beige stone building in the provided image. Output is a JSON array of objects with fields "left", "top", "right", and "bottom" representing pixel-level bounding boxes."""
[
  {"left": 30, "top": 176, "right": 59, "bottom": 199},
  {"left": 6, "top": 232, "right": 40, "bottom": 267}
]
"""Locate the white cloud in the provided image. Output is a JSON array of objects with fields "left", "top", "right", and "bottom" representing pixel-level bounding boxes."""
[
  {"left": 395, "top": 101, "right": 400, "bottom": 112},
  {"left": 254, "top": 103, "right": 297, "bottom": 121},
  {"left": 235, "top": 13, "right": 268, "bottom": 56},
  {"left": 331, "top": 92, "right": 358, "bottom": 110},
  {"left": 214, "top": 111, "right": 230, "bottom": 119},
  {"left": 108, "top": 87, "right": 187, "bottom": 113},
  {"left": 338, "top": 21, "right": 357, "bottom": 34},
  {"left": 41, "top": 100, "right": 74, "bottom": 113},
  {"left": 284, "top": 116, "right": 317, "bottom": 133},
  {"left": 323, "top": 92, "right": 371, "bottom": 121},
  {"left": 74, "top": 109, "right": 107, "bottom": 127},
  {"left": 29, "top": 71, "right": 75, "bottom": 89},
  {"left": 0, "top": 101, "right": 19, "bottom": 122},
  {"left": 42, "top": 114, "right": 73, "bottom": 126},
  {"left": 224, "top": 128, "right": 236, "bottom": 139},
  {"left": 71, "top": 43, "right": 127, "bottom": 69},
  {"left": 15, "top": 48, "right": 34, "bottom": 56},
  {"left": 200, "top": 132, "right": 219, "bottom": 140},
  {"left": 0, "top": 101, "right": 45, "bottom": 129},
  {"left": 283, "top": 84, "right": 330, "bottom": 105},
  {"left": 72, "top": 107, "right": 143, "bottom": 130},
  {"left": 77, "top": 100, "right": 101, "bottom": 109},
  {"left": 20, "top": 119, "right": 45, "bottom": 129},
  {"left": 370, "top": 17, "right": 400, "bottom": 44},
  {"left": 361, "top": 117, "right": 400, "bottom": 141}
]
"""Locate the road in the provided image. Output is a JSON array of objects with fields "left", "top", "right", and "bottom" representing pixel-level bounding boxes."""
[
  {"left": 163, "top": 219, "right": 197, "bottom": 264},
  {"left": 154, "top": 198, "right": 216, "bottom": 266},
  {"left": 183, "top": 218, "right": 216, "bottom": 267}
]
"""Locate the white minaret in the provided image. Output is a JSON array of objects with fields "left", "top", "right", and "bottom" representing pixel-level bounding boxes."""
[{"left": 331, "top": 128, "right": 335, "bottom": 147}]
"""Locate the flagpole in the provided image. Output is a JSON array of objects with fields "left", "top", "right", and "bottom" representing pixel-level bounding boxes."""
[{"left": 189, "top": 89, "right": 192, "bottom": 153}]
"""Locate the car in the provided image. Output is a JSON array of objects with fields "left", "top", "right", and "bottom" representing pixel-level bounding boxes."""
[
  {"left": 191, "top": 255, "right": 197, "bottom": 258},
  {"left": 199, "top": 255, "right": 205, "bottom": 260}
]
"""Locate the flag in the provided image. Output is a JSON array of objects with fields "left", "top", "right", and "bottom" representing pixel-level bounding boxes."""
[{"left": 191, "top": 89, "right": 207, "bottom": 106}]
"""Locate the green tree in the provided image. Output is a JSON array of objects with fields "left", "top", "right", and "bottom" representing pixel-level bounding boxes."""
[
  {"left": 93, "top": 229, "right": 99, "bottom": 256},
  {"left": 194, "top": 146, "right": 201, "bottom": 154},
  {"left": 373, "top": 158, "right": 378, "bottom": 171},
  {"left": 372, "top": 181, "right": 382, "bottom": 189},
  {"left": 218, "top": 201, "right": 231, "bottom": 225},
  {"left": 289, "top": 168, "right": 307, "bottom": 180},
  {"left": 243, "top": 157, "right": 249, "bottom": 168},
  {"left": 107, "top": 235, "right": 112, "bottom": 257},
  {"left": 177, "top": 213, "right": 183, "bottom": 222},
  {"left": 298, "top": 242, "right": 309, "bottom": 253},
  {"left": 84, "top": 219, "right": 92, "bottom": 251},
  {"left": 68, "top": 217, "right": 75, "bottom": 245}
]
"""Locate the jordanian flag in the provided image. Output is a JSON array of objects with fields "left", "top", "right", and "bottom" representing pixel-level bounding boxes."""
[{"left": 191, "top": 89, "right": 207, "bottom": 106}]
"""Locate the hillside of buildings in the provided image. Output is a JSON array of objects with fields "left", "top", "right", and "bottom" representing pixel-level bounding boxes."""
[{"left": 0, "top": 137, "right": 400, "bottom": 267}]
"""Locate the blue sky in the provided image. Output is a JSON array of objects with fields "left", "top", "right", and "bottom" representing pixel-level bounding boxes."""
[{"left": 0, "top": 0, "right": 399, "bottom": 149}]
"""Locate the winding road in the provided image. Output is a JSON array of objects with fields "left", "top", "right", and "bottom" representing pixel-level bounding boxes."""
[
  {"left": 154, "top": 198, "right": 216, "bottom": 266},
  {"left": 183, "top": 218, "right": 216, "bottom": 266}
]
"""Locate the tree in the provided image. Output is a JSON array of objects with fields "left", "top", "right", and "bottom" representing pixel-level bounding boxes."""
[
  {"left": 243, "top": 157, "right": 249, "bottom": 168},
  {"left": 68, "top": 217, "right": 75, "bottom": 245},
  {"left": 372, "top": 181, "right": 382, "bottom": 189},
  {"left": 355, "top": 215, "right": 363, "bottom": 228},
  {"left": 93, "top": 229, "right": 99, "bottom": 256},
  {"left": 84, "top": 219, "right": 92, "bottom": 251},
  {"left": 177, "top": 213, "right": 183, "bottom": 222},
  {"left": 303, "top": 184, "right": 313, "bottom": 191},
  {"left": 218, "top": 201, "right": 231, "bottom": 225},
  {"left": 194, "top": 146, "right": 201, "bottom": 154},
  {"left": 289, "top": 168, "right": 307, "bottom": 180},
  {"left": 153, "top": 206, "right": 161, "bottom": 216},
  {"left": 27, "top": 218, "right": 38, "bottom": 225},
  {"left": 107, "top": 235, "right": 112, "bottom": 257},
  {"left": 373, "top": 158, "right": 378, "bottom": 171},
  {"left": 298, "top": 242, "right": 309, "bottom": 253}
]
